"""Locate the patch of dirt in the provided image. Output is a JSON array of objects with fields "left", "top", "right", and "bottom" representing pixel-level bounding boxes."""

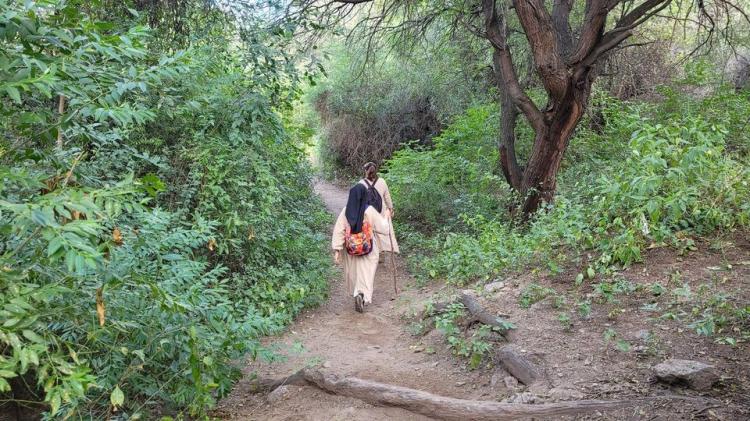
[
  {"left": 461, "top": 233, "right": 750, "bottom": 420},
  {"left": 215, "top": 181, "right": 750, "bottom": 420}
]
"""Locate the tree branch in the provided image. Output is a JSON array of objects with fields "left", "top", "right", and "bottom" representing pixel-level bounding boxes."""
[
  {"left": 512, "top": 0, "right": 569, "bottom": 99},
  {"left": 483, "top": 0, "right": 545, "bottom": 132},
  {"left": 552, "top": 0, "right": 575, "bottom": 57}
]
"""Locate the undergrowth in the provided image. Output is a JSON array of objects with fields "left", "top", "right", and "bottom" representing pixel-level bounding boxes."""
[
  {"left": 0, "top": 2, "right": 329, "bottom": 418},
  {"left": 387, "top": 88, "right": 750, "bottom": 286}
]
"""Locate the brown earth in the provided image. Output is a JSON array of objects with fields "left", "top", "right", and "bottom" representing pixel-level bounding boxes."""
[{"left": 214, "top": 180, "right": 750, "bottom": 420}]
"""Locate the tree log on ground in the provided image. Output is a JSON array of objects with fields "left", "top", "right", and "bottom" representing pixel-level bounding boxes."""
[
  {"left": 496, "top": 345, "right": 544, "bottom": 386},
  {"left": 253, "top": 368, "right": 690, "bottom": 420},
  {"left": 422, "top": 292, "right": 511, "bottom": 334}
]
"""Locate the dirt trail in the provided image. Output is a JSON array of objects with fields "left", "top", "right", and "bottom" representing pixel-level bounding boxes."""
[
  {"left": 215, "top": 180, "right": 500, "bottom": 420},
  {"left": 215, "top": 180, "right": 750, "bottom": 420}
]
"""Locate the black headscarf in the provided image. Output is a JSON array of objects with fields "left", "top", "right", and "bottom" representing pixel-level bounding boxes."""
[{"left": 345, "top": 183, "right": 368, "bottom": 234}]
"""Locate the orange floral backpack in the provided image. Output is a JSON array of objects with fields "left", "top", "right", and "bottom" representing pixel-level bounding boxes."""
[{"left": 345, "top": 221, "right": 373, "bottom": 256}]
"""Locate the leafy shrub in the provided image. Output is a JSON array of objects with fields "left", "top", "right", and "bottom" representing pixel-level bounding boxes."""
[
  {"left": 311, "top": 37, "right": 493, "bottom": 173},
  {"left": 384, "top": 105, "right": 508, "bottom": 232},
  {"left": 387, "top": 92, "right": 750, "bottom": 285},
  {"left": 0, "top": 1, "right": 329, "bottom": 418}
]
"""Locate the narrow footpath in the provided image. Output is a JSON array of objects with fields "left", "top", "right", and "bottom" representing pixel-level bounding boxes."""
[{"left": 215, "top": 180, "right": 498, "bottom": 420}]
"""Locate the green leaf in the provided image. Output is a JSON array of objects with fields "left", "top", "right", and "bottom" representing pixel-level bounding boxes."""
[
  {"left": 586, "top": 267, "right": 595, "bottom": 279},
  {"left": 6, "top": 86, "right": 21, "bottom": 103},
  {"left": 22, "top": 330, "right": 45, "bottom": 344},
  {"left": 110, "top": 385, "right": 125, "bottom": 407},
  {"left": 47, "top": 237, "right": 64, "bottom": 257},
  {"left": 49, "top": 392, "right": 61, "bottom": 415},
  {"left": 575, "top": 273, "right": 584, "bottom": 285},
  {"left": 0, "top": 370, "right": 18, "bottom": 378},
  {"left": 3, "top": 318, "right": 20, "bottom": 327},
  {"left": 616, "top": 339, "right": 631, "bottom": 352}
]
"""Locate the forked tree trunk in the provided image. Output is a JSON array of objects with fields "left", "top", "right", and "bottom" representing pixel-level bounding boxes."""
[
  {"left": 496, "top": 60, "right": 593, "bottom": 216},
  {"left": 503, "top": 73, "right": 592, "bottom": 215}
]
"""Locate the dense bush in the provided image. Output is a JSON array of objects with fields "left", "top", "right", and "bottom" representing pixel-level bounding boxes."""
[
  {"left": 386, "top": 91, "right": 750, "bottom": 285},
  {"left": 0, "top": 1, "right": 329, "bottom": 418},
  {"left": 384, "top": 105, "right": 508, "bottom": 231},
  {"left": 311, "top": 38, "right": 493, "bottom": 174}
]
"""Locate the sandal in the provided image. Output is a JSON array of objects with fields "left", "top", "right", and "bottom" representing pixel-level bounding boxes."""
[{"left": 354, "top": 293, "right": 364, "bottom": 313}]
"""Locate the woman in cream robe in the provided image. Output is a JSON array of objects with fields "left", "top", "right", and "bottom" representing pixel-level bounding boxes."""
[
  {"left": 332, "top": 184, "right": 391, "bottom": 311},
  {"left": 363, "top": 162, "right": 399, "bottom": 254},
  {"left": 370, "top": 177, "right": 399, "bottom": 254}
]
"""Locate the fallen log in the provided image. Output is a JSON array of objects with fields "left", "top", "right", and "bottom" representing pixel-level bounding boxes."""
[
  {"left": 422, "top": 292, "right": 512, "bottom": 334},
  {"left": 459, "top": 292, "right": 511, "bottom": 332},
  {"left": 254, "top": 368, "right": 676, "bottom": 420},
  {"left": 497, "top": 345, "right": 543, "bottom": 386}
]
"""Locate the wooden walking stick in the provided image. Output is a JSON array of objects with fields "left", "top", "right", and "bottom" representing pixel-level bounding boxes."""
[{"left": 388, "top": 213, "right": 398, "bottom": 294}]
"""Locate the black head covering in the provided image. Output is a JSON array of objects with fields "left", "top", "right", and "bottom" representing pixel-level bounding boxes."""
[{"left": 345, "top": 183, "right": 368, "bottom": 234}]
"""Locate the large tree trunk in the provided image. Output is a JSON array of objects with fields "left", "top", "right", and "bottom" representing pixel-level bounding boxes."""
[{"left": 513, "top": 75, "right": 592, "bottom": 215}]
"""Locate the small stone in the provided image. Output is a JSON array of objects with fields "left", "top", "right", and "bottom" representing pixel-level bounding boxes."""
[
  {"left": 267, "top": 385, "right": 290, "bottom": 403},
  {"left": 484, "top": 281, "right": 506, "bottom": 293},
  {"left": 653, "top": 359, "right": 719, "bottom": 391},
  {"left": 509, "top": 392, "right": 536, "bottom": 404},
  {"left": 636, "top": 329, "right": 651, "bottom": 340},
  {"left": 455, "top": 381, "right": 466, "bottom": 387},
  {"left": 432, "top": 361, "right": 439, "bottom": 367},
  {"left": 503, "top": 376, "right": 519, "bottom": 389},
  {"left": 490, "top": 371, "right": 504, "bottom": 387},
  {"left": 322, "top": 361, "right": 332, "bottom": 368}
]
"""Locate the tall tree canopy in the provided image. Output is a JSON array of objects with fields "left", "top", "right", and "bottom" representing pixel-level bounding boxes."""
[{"left": 296, "top": 0, "right": 749, "bottom": 214}]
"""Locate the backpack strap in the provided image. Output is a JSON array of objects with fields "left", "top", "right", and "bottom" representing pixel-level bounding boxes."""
[{"left": 362, "top": 178, "right": 376, "bottom": 190}]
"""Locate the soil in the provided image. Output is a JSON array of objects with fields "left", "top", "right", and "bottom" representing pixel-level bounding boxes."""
[{"left": 214, "top": 180, "right": 750, "bottom": 420}]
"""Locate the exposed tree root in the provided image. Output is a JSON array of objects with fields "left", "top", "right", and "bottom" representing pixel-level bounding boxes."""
[
  {"left": 416, "top": 292, "right": 544, "bottom": 385},
  {"left": 496, "top": 345, "right": 544, "bottom": 385},
  {"left": 253, "top": 369, "right": 684, "bottom": 420},
  {"left": 422, "top": 291, "right": 512, "bottom": 334}
]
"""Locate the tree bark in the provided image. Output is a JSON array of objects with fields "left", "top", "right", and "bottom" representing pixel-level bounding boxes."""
[
  {"left": 256, "top": 368, "right": 654, "bottom": 420},
  {"left": 518, "top": 70, "right": 593, "bottom": 214},
  {"left": 494, "top": 51, "right": 523, "bottom": 189},
  {"left": 497, "top": 345, "right": 544, "bottom": 385},
  {"left": 422, "top": 292, "right": 513, "bottom": 335}
]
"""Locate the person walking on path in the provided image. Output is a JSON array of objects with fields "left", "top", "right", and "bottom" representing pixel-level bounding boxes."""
[
  {"left": 362, "top": 162, "right": 400, "bottom": 254},
  {"left": 332, "top": 182, "right": 392, "bottom": 312}
]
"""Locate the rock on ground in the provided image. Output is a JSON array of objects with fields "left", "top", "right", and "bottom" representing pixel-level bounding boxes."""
[
  {"left": 484, "top": 281, "right": 506, "bottom": 293},
  {"left": 505, "top": 392, "right": 536, "bottom": 404},
  {"left": 653, "top": 359, "right": 719, "bottom": 391},
  {"left": 267, "top": 385, "right": 291, "bottom": 403}
]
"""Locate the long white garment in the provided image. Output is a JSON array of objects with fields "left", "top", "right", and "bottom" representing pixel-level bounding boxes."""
[
  {"left": 369, "top": 178, "right": 400, "bottom": 253},
  {"left": 331, "top": 206, "right": 390, "bottom": 304}
]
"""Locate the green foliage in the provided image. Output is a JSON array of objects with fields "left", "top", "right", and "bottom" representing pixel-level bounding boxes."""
[
  {"left": 387, "top": 91, "right": 750, "bottom": 285},
  {"left": 0, "top": 0, "right": 329, "bottom": 417},
  {"left": 434, "top": 303, "right": 496, "bottom": 370},
  {"left": 518, "top": 283, "right": 556, "bottom": 309},
  {"left": 311, "top": 37, "right": 494, "bottom": 172},
  {"left": 385, "top": 105, "right": 508, "bottom": 232}
]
